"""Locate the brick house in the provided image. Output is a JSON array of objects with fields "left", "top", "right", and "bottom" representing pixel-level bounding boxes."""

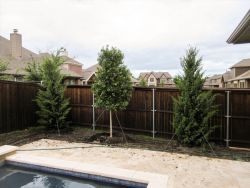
[{"left": 0, "top": 29, "right": 83, "bottom": 84}]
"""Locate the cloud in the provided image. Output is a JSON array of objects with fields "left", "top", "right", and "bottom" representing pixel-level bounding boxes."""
[{"left": 1, "top": 0, "right": 250, "bottom": 77}]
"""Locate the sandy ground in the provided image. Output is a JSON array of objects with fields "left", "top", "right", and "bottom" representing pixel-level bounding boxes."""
[{"left": 18, "top": 139, "right": 250, "bottom": 188}]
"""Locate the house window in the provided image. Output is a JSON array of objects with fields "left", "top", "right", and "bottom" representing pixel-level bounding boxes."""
[
  {"left": 70, "top": 79, "right": 76, "bottom": 85},
  {"left": 239, "top": 81, "right": 245, "bottom": 88},
  {"left": 150, "top": 78, "right": 154, "bottom": 82}
]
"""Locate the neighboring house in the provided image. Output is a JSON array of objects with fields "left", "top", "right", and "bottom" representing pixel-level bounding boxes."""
[
  {"left": 226, "top": 70, "right": 250, "bottom": 88},
  {"left": 82, "top": 64, "right": 99, "bottom": 85},
  {"left": 224, "top": 59, "right": 250, "bottom": 88},
  {"left": 82, "top": 63, "right": 139, "bottom": 86},
  {"left": 230, "top": 59, "right": 250, "bottom": 78},
  {"left": 222, "top": 71, "right": 234, "bottom": 88},
  {"left": 226, "top": 10, "right": 250, "bottom": 88},
  {"left": 139, "top": 71, "right": 173, "bottom": 87},
  {"left": 0, "top": 29, "right": 83, "bottom": 84},
  {"left": 204, "top": 74, "right": 224, "bottom": 88},
  {"left": 131, "top": 77, "right": 139, "bottom": 86}
]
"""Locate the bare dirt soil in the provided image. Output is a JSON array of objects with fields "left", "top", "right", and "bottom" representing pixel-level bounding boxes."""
[
  {"left": 1, "top": 126, "right": 250, "bottom": 188},
  {"left": 18, "top": 139, "right": 250, "bottom": 188}
]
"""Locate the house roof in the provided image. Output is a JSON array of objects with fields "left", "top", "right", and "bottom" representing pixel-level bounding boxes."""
[
  {"left": 222, "top": 71, "right": 234, "bottom": 82},
  {"left": 227, "top": 10, "right": 250, "bottom": 44},
  {"left": 209, "top": 74, "right": 222, "bottom": 80},
  {"left": 82, "top": 64, "right": 100, "bottom": 81},
  {"left": 0, "top": 32, "right": 83, "bottom": 79},
  {"left": 228, "top": 70, "right": 250, "bottom": 81},
  {"left": 1, "top": 53, "right": 82, "bottom": 78},
  {"left": 0, "top": 35, "right": 37, "bottom": 58},
  {"left": 204, "top": 74, "right": 223, "bottom": 86},
  {"left": 61, "top": 56, "right": 82, "bottom": 66},
  {"left": 139, "top": 71, "right": 172, "bottom": 79},
  {"left": 131, "top": 77, "right": 139, "bottom": 83},
  {"left": 230, "top": 58, "right": 250, "bottom": 68}
]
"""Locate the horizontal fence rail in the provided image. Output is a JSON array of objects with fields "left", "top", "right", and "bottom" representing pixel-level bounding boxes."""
[{"left": 1, "top": 80, "right": 250, "bottom": 147}]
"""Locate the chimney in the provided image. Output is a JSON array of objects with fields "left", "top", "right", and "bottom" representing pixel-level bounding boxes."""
[
  {"left": 59, "top": 47, "right": 68, "bottom": 57},
  {"left": 10, "top": 29, "right": 22, "bottom": 58}
]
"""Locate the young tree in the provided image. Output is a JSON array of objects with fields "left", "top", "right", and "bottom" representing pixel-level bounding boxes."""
[
  {"left": 173, "top": 47, "right": 217, "bottom": 146},
  {"left": 92, "top": 46, "right": 132, "bottom": 137},
  {"left": 35, "top": 52, "right": 71, "bottom": 135},
  {"left": 139, "top": 78, "right": 147, "bottom": 87}
]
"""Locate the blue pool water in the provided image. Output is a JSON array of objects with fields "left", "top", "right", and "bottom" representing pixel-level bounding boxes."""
[{"left": 0, "top": 165, "right": 134, "bottom": 188}]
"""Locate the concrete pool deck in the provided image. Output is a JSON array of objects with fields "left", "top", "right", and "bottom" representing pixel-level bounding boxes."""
[{"left": 0, "top": 145, "right": 168, "bottom": 188}]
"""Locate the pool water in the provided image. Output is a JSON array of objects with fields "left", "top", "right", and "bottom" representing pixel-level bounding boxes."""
[{"left": 0, "top": 165, "right": 132, "bottom": 188}]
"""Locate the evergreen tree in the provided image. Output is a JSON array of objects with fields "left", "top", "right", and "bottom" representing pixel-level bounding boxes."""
[
  {"left": 92, "top": 46, "right": 132, "bottom": 137},
  {"left": 0, "top": 59, "right": 9, "bottom": 80},
  {"left": 139, "top": 78, "right": 147, "bottom": 87},
  {"left": 173, "top": 47, "right": 217, "bottom": 146},
  {"left": 35, "top": 52, "right": 71, "bottom": 134},
  {"left": 25, "top": 57, "right": 42, "bottom": 81}
]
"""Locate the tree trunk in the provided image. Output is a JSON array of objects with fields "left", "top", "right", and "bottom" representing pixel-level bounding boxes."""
[{"left": 110, "top": 110, "right": 113, "bottom": 137}]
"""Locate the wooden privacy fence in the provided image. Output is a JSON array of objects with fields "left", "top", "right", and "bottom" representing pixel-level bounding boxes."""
[
  {"left": 66, "top": 85, "right": 250, "bottom": 147},
  {"left": 1, "top": 80, "right": 250, "bottom": 147},
  {"left": 0, "top": 80, "right": 39, "bottom": 132}
]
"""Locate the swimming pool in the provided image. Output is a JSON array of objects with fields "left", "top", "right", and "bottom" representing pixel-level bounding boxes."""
[
  {"left": 0, "top": 165, "right": 135, "bottom": 188},
  {"left": 0, "top": 145, "right": 168, "bottom": 188}
]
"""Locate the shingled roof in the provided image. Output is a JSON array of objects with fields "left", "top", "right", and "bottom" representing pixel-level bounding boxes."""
[
  {"left": 82, "top": 64, "right": 100, "bottom": 81},
  {"left": 139, "top": 71, "right": 172, "bottom": 79},
  {"left": 230, "top": 59, "right": 250, "bottom": 68},
  {"left": 1, "top": 54, "right": 82, "bottom": 78},
  {"left": 223, "top": 71, "right": 234, "bottom": 82},
  {"left": 0, "top": 35, "right": 37, "bottom": 58},
  {"left": 0, "top": 32, "right": 83, "bottom": 78}
]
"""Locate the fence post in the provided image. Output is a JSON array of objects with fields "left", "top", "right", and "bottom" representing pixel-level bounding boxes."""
[
  {"left": 92, "top": 93, "right": 96, "bottom": 131},
  {"left": 152, "top": 88, "right": 156, "bottom": 139},
  {"left": 225, "top": 91, "right": 231, "bottom": 147}
]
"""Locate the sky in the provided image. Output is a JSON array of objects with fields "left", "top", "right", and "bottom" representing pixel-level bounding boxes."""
[{"left": 1, "top": 0, "right": 250, "bottom": 77}]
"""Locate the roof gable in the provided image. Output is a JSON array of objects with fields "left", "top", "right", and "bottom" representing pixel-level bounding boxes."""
[{"left": 230, "top": 59, "right": 250, "bottom": 68}]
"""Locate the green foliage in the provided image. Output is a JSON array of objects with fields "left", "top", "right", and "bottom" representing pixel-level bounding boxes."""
[
  {"left": 0, "top": 59, "right": 10, "bottom": 80},
  {"left": 173, "top": 47, "right": 218, "bottom": 146},
  {"left": 25, "top": 57, "right": 42, "bottom": 81},
  {"left": 92, "top": 46, "right": 132, "bottom": 137},
  {"left": 139, "top": 78, "right": 147, "bottom": 87},
  {"left": 92, "top": 46, "right": 133, "bottom": 111},
  {"left": 35, "top": 52, "right": 71, "bottom": 134}
]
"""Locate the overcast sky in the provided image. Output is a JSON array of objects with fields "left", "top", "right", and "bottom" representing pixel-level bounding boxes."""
[{"left": 1, "top": 0, "right": 250, "bottom": 77}]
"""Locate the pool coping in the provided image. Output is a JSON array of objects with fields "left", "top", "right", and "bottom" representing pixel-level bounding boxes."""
[{"left": 0, "top": 145, "right": 168, "bottom": 188}]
